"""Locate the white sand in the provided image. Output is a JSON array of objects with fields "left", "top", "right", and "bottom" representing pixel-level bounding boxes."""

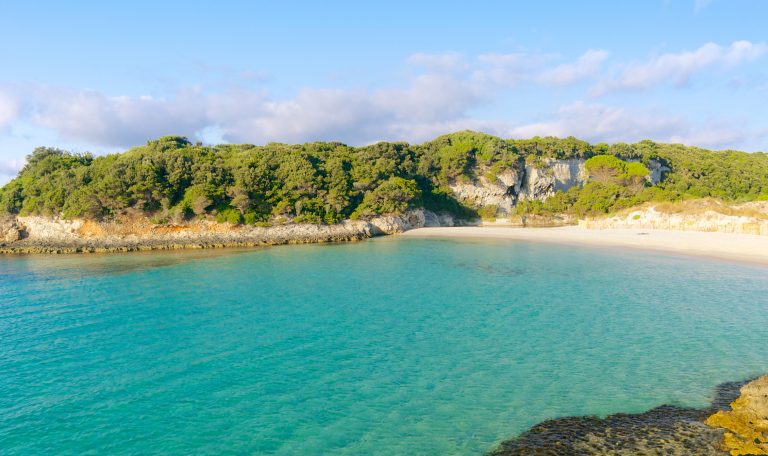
[{"left": 402, "top": 226, "right": 768, "bottom": 267}]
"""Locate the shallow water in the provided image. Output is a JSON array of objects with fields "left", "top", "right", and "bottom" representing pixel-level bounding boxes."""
[{"left": 1, "top": 238, "right": 766, "bottom": 455}]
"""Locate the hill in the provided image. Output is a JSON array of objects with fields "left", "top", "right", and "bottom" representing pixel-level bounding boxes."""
[{"left": 1, "top": 131, "right": 767, "bottom": 226}]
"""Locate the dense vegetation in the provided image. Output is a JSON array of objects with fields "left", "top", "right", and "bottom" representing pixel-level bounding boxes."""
[{"left": 1, "top": 131, "right": 766, "bottom": 224}]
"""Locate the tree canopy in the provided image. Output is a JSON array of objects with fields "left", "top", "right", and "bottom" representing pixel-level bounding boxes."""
[{"left": 1, "top": 131, "right": 766, "bottom": 223}]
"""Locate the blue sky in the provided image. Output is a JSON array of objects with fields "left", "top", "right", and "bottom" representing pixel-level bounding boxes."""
[{"left": 0, "top": 0, "right": 767, "bottom": 183}]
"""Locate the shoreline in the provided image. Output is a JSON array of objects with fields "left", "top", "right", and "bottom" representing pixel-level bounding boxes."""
[
  {"left": 3, "top": 210, "right": 768, "bottom": 266},
  {"left": 402, "top": 226, "right": 768, "bottom": 267},
  {"left": 0, "top": 214, "right": 420, "bottom": 255}
]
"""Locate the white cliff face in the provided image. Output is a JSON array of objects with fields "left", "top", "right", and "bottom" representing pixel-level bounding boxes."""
[
  {"left": 646, "top": 159, "right": 668, "bottom": 185},
  {"left": 449, "top": 159, "right": 588, "bottom": 214},
  {"left": 517, "top": 159, "right": 587, "bottom": 201},
  {"left": 449, "top": 173, "right": 517, "bottom": 214},
  {"left": 449, "top": 157, "right": 669, "bottom": 215},
  {"left": 15, "top": 216, "right": 84, "bottom": 241}
]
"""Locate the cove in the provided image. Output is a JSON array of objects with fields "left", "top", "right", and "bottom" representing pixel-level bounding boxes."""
[{"left": 1, "top": 237, "right": 766, "bottom": 454}]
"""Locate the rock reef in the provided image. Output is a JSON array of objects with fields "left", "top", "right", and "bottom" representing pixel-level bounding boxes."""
[{"left": 489, "top": 376, "right": 768, "bottom": 456}]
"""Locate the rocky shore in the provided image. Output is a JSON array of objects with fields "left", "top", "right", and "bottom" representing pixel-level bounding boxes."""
[
  {"left": 488, "top": 375, "right": 768, "bottom": 456},
  {"left": 0, "top": 210, "right": 442, "bottom": 254}
]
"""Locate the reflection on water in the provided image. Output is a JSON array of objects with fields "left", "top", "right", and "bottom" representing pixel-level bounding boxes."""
[{"left": 0, "top": 247, "right": 256, "bottom": 279}]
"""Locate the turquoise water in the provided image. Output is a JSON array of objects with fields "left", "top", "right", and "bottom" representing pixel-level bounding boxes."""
[{"left": 1, "top": 237, "right": 767, "bottom": 455}]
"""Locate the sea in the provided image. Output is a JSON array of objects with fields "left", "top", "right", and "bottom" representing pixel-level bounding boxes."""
[{"left": 1, "top": 237, "right": 766, "bottom": 454}]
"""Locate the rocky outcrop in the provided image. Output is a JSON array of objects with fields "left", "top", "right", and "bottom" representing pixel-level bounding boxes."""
[
  {"left": 706, "top": 375, "right": 768, "bottom": 455},
  {"left": 518, "top": 158, "right": 588, "bottom": 201},
  {"left": 0, "top": 209, "right": 455, "bottom": 254},
  {"left": 489, "top": 378, "right": 755, "bottom": 456},
  {"left": 1, "top": 216, "right": 26, "bottom": 242},
  {"left": 17, "top": 216, "right": 83, "bottom": 241},
  {"left": 643, "top": 158, "right": 670, "bottom": 185},
  {"left": 450, "top": 176, "right": 517, "bottom": 214},
  {"left": 450, "top": 159, "right": 587, "bottom": 216},
  {"left": 369, "top": 209, "right": 427, "bottom": 234},
  {"left": 450, "top": 158, "right": 668, "bottom": 218}
]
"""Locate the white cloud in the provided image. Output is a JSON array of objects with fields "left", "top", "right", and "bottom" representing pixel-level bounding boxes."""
[
  {"left": 592, "top": 41, "right": 767, "bottom": 95},
  {"left": 31, "top": 87, "right": 211, "bottom": 147},
  {"left": 229, "top": 88, "right": 389, "bottom": 144},
  {"left": 0, "top": 158, "right": 23, "bottom": 175},
  {"left": 507, "top": 102, "right": 682, "bottom": 143},
  {"left": 471, "top": 52, "right": 547, "bottom": 87},
  {"left": 506, "top": 102, "right": 758, "bottom": 149},
  {"left": 19, "top": 71, "right": 489, "bottom": 147},
  {"left": 0, "top": 91, "right": 19, "bottom": 130},
  {"left": 538, "top": 50, "right": 609, "bottom": 86},
  {"left": 0, "top": 158, "right": 24, "bottom": 184},
  {"left": 0, "top": 42, "right": 765, "bottom": 152}
]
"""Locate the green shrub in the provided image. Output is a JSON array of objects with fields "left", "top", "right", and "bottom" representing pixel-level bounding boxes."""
[
  {"left": 243, "top": 211, "right": 261, "bottom": 225},
  {"left": 477, "top": 205, "right": 499, "bottom": 220},
  {"left": 351, "top": 177, "right": 422, "bottom": 219},
  {"left": 215, "top": 207, "right": 243, "bottom": 225},
  {"left": 293, "top": 214, "right": 322, "bottom": 224}
]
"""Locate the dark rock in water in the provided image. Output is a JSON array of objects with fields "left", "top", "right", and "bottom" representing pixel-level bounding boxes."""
[{"left": 488, "top": 379, "right": 751, "bottom": 456}]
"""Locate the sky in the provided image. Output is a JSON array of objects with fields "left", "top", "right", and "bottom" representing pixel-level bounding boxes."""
[{"left": 0, "top": 0, "right": 767, "bottom": 183}]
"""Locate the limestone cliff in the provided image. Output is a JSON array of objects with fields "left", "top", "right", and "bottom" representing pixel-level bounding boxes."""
[
  {"left": 450, "top": 158, "right": 586, "bottom": 217},
  {"left": 450, "top": 157, "right": 667, "bottom": 217}
]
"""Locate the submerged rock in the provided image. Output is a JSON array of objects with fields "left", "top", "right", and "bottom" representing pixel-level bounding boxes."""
[
  {"left": 706, "top": 375, "right": 768, "bottom": 455},
  {"left": 488, "top": 379, "right": 753, "bottom": 456}
]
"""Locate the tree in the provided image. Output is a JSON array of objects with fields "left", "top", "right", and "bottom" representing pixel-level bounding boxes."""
[{"left": 227, "top": 186, "right": 251, "bottom": 214}]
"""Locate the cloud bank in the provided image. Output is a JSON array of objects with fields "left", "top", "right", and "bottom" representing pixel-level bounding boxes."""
[
  {"left": 591, "top": 40, "right": 766, "bottom": 95},
  {"left": 0, "top": 41, "right": 765, "bottom": 154}
]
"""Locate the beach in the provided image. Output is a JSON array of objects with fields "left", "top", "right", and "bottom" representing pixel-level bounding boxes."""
[{"left": 402, "top": 226, "right": 768, "bottom": 267}]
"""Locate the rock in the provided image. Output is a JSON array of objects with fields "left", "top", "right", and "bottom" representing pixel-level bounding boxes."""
[
  {"left": 489, "top": 378, "right": 752, "bottom": 455},
  {"left": 450, "top": 158, "right": 590, "bottom": 216},
  {"left": 0, "top": 216, "right": 25, "bottom": 242},
  {"left": 368, "top": 209, "right": 428, "bottom": 234},
  {"left": 0, "top": 210, "right": 458, "bottom": 254},
  {"left": 17, "top": 216, "right": 83, "bottom": 241},
  {"left": 452, "top": 157, "right": 668, "bottom": 218},
  {"left": 517, "top": 159, "right": 588, "bottom": 202},
  {"left": 706, "top": 375, "right": 768, "bottom": 455},
  {"left": 450, "top": 178, "right": 515, "bottom": 214}
]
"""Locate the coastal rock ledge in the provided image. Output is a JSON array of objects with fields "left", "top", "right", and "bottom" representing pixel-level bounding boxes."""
[
  {"left": 488, "top": 375, "right": 768, "bottom": 456},
  {"left": 706, "top": 375, "right": 768, "bottom": 455},
  {"left": 0, "top": 209, "right": 450, "bottom": 254}
]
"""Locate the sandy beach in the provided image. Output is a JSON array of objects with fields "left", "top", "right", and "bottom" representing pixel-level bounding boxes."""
[{"left": 402, "top": 226, "right": 768, "bottom": 267}]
